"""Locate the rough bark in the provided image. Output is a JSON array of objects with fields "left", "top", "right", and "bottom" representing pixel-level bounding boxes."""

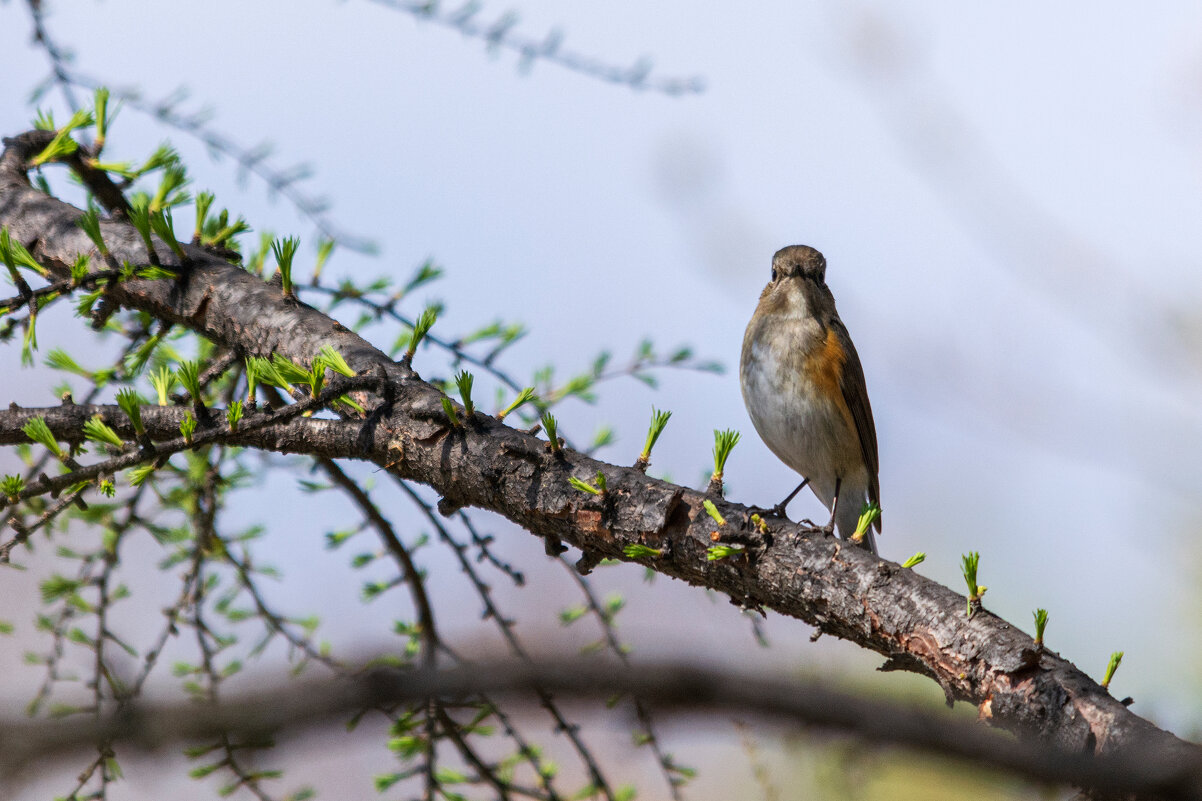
[{"left": 1, "top": 130, "right": 1199, "bottom": 795}]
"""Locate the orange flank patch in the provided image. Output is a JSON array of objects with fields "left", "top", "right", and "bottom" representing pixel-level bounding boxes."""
[{"left": 804, "top": 328, "right": 853, "bottom": 426}]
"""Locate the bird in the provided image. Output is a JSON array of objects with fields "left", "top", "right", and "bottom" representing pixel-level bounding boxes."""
[{"left": 739, "top": 245, "right": 881, "bottom": 554}]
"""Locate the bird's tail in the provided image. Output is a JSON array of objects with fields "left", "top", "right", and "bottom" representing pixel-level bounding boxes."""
[{"left": 834, "top": 497, "right": 879, "bottom": 556}]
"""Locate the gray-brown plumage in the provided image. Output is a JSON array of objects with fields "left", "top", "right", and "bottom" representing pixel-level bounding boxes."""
[{"left": 740, "top": 245, "right": 880, "bottom": 553}]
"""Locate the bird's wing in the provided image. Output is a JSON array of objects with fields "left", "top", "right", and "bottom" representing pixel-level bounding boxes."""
[{"left": 832, "top": 318, "right": 881, "bottom": 531}]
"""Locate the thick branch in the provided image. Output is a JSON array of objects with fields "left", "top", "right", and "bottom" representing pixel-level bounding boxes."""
[
  {"left": 0, "top": 379, "right": 378, "bottom": 511},
  {"left": 0, "top": 131, "right": 1197, "bottom": 794},
  {"left": 0, "top": 401, "right": 361, "bottom": 456}
]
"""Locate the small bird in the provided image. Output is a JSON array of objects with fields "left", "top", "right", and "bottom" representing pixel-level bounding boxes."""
[{"left": 740, "top": 245, "right": 881, "bottom": 554}]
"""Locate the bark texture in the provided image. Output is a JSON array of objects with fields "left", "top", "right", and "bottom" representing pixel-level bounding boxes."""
[{"left": 1, "top": 130, "right": 1198, "bottom": 795}]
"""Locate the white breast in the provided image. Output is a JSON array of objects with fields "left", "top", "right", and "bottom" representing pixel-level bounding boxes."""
[{"left": 740, "top": 338, "right": 859, "bottom": 504}]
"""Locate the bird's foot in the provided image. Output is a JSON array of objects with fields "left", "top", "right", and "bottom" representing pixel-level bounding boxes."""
[
  {"left": 807, "top": 519, "right": 834, "bottom": 536},
  {"left": 747, "top": 503, "right": 788, "bottom": 520}
]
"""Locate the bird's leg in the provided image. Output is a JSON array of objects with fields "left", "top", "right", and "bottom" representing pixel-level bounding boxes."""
[
  {"left": 772, "top": 477, "right": 810, "bottom": 517},
  {"left": 750, "top": 477, "right": 810, "bottom": 519},
  {"left": 822, "top": 477, "right": 842, "bottom": 535}
]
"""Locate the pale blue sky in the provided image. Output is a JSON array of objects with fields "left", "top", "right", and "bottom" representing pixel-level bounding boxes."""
[{"left": 3, "top": 1, "right": 1202, "bottom": 795}]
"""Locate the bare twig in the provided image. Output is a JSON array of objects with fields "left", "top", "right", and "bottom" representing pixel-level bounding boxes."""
[{"left": 367, "top": 0, "right": 704, "bottom": 95}]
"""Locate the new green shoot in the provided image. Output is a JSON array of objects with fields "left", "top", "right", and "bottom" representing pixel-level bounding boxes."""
[
  {"left": 711, "top": 428, "right": 740, "bottom": 482},
  {"left": 402, "top": 306, "right": 439, "bottom": 365},
  {"left": 497, "top": 387, "right": 535, "bottom": 421},
  {"left": 637, "top": 407, "right": 671, "bottom": 469},
  {"left": 69, "top": 254, "right": 90, "bottom": 285},
  {"left": 271, "top": 354, "right": 310, "bottom": 390},
  {"left": 150, "top": 165, "right": 190, "bottom": 212},
  {"left": 1033, "top": 608, "right": 1049, "bottom": 647},
  {"left": 179, "top": 411, "right": 197, "bottom": 444},
  {"left": 1102, "top": 651, "right": 1123, "bottom": 689},
  {"left": 312, "top": 238, "right": 335, "bottom": 283},
  {"left": 149, "top": 365, "right": 177, "bottom": 406},
  {"left": 149, "top": 209, "right": 186, "bottom": 260},
  {"left": 706, "top": 544, "right": 743, "bottom": 561},
  {"left": 703, "top": 499, "right": 726, "bottom": 527},
  {"left": 960, "top": 551, "right": 987, "bottom": 616},
  {"left": 1, "top": 474, "right": 25, "bottom": 501},
  {"left": 126, "top": 202, "right": 157, "bottom": 263},
  {"left": 541, "top": 413, "right": 561, "bottom": 453},
  {"left": 453, "top": 370, "right": 475, "bottom": 418},
  {"left": 440, "top": 397, "right": 461, "bottom": 427},
  {"left": 82, "top": 416, "right": 124, "bottom": 450},
  {"left": 93, "top": 87, "right": 110, "bottom": 151},
  {"left": 271, "top": 236, "right": 300, "bottom": 298},
  {"left": 193, "top": 192, "right": 214, "bottom": 242},
  {"left": 115, "top": 388, "right": 145, "bottom": 436},
  {"left": 21, "top": 417, "right": 64, "bottom": 461},
  {"left": 176, "top": 360, "right": 202, "bottom": 401},
  {"left": 30, "top": 108, "right": 93, "bottom": 166},
  {"left": 226, "top": 400, "right": 244, "bottom": 432},
  {"left": 76, "top": 208, "right": 108, "bottom": 256},
  {"left": 0, "top": 227, "right": 47, "bottom": 277},
  {"left": 852, "top": 502, "right": 881, "bottom": 545},
  {"left": 128, "top": 463, "right": 157, "bottom": 487},
  {"left": 317, "top": 345, "right": 355, "bottom": 377},
  {"left": 569, "top": 476, "right": 602, "bottom": 496}
]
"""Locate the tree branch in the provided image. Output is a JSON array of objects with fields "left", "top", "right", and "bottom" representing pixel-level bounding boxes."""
[
  {"left": 0, "top": 383, "right": 378, "bottom": 517},
  {"left": 0, "top": 658, "right": 1198, "bottom": 799},
  {"left": 1, "top": 130, "right": 1198, "bottom": 797},
  {"left": 366, "top": 0, "right": 705, "bottom": 96}
]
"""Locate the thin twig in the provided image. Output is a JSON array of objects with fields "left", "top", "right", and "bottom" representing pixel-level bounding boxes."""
[{"left": 397, "top": 479, "right": 612, "bottom": 801}]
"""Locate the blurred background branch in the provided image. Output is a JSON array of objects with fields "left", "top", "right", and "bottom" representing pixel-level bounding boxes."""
[{"left": 3, "top": 657, "right": 1200, "bottom": 799}]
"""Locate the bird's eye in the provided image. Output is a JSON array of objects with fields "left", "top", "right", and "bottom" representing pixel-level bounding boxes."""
[{"left": 770, "top": 267, "right": 778, "bottom": 281}]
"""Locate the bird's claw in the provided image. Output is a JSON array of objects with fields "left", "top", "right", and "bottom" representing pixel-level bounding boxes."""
[
  {"left": 748, "top": 504, "right": 788, "bottom": 520},
  {"left": 800, "top": 519, "right": 835, "bottom": 537}
]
